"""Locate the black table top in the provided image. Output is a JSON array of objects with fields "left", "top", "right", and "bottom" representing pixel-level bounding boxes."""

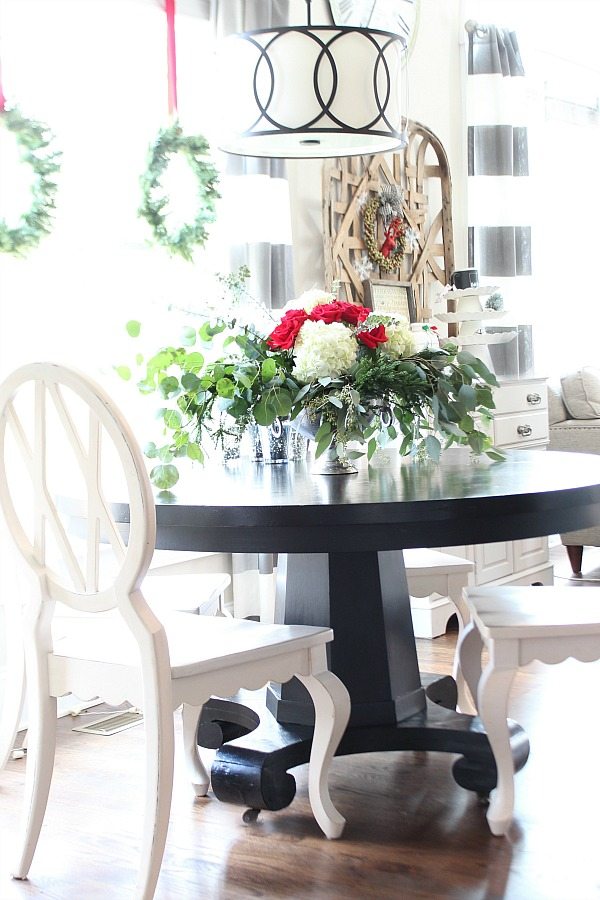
[{"left": 131, "top": 449, "right": 600, "bottom": 555}]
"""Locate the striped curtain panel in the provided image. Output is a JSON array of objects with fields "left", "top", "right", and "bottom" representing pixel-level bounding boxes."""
[{"left": 466, "top": 25, "right": 531, "bottom": 282}]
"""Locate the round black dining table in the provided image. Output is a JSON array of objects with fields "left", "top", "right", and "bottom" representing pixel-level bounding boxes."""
[{"left": 117, "top": 448, "right": 600, "bottom": 813}]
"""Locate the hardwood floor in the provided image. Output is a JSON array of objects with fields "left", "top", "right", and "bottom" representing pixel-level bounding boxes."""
[{"left": 2, "top": 555, "right": 600, "bottom": 899}]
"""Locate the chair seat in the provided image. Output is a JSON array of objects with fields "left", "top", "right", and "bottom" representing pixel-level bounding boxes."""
[
  {"left": 404, "top": 548, "right": 473, "bottom": 575},
  {"left": 51, "top": 613, "right": 333, "bottom": 679},
  {"left": 466, "top": 585, "right": 600, "bottom": 638},
  {"left": 142, "top": 572, "right": 231, "bottom": 616}
]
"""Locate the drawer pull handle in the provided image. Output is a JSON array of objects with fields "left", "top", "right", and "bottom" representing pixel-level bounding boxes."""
[
  {"left": 517, "top": 424, "right": 533, "bottom": 437},
  {"left": 526, "top": 393, "right": 541, "bottom": 405}
]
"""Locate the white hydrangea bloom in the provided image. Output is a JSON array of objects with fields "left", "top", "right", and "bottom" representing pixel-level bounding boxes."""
[
  {"left": 280, "top": 288, "right": 335, "bottom": 316},
  {"left": 384, "top": 321, "right": 417, "bottom": 359},
  {"left": 292, "top": 320, "right": 358, "bottom": 383}
]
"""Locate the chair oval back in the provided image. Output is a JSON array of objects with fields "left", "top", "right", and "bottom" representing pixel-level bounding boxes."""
[{"left": 0, "top": 362, "right": 156, "bottom": 614}]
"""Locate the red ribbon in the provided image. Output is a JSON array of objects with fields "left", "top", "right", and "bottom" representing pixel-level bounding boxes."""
[{"left": 166, "top": 0, "right": 178, "bottom": 117}]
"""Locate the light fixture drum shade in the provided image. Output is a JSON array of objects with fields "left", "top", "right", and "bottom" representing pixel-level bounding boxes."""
[{"left": 218, "top": 26, "right": 408, "bottom": 158}]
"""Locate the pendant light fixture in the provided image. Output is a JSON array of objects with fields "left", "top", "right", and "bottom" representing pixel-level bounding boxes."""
[{"left": 217, "top": 0, "right": 408, "bottom": 159}]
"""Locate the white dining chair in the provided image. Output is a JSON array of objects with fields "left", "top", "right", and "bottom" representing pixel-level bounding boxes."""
[
  {"left": 404, "top": 548, "right": 475, "bottom": 713},
  {"left": 0, "top": 566, "right": 231, "bottom": 767},
  {"left": 0, "top": 362, "right": 351, "bottom": 899},
  {"left": 457, "top": 583, "right": 600, "bottom": 836}
]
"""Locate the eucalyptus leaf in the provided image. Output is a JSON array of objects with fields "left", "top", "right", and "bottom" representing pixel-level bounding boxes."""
[
  {"left": 216, "top": 377, "right": 235, "bottom": 399},
  {"left": 458, "top": 383, "right": 477, "bottom": 410},
  {"left": 315, "top": 433, "right": 333, "bottom": 457},
  {"left": 425, "top": 434, "right": 441, "bottom": 462},
  {"left": 158, "top": 445, "right": 175, "bottom": 462},
  {"left": 261, "top": 358, "right": 277, "bottom": 381},
  {"left": 163, "top": 409, "right": 182, "bottom": 429},
  {"left": 180, "top": 326, "right": 197, "bottom": 346},
  {"left": 126, "top": 320, "right": 140, "bottom": 338},
  {"left": 187, "top": 442, "right": 204, "bottom": 462},
  {"left": 149, "top": 464, "right": 179, "bottom": 490},
  {"left": 181, "top": 372, "right": 200, "bottom": 392},
  {"left": 315, "top": 421, "right": 332, "bottom": 441},
  {"left": 158, "top": 376, "right": 180, "bottom": 399},
  {"left": 184, "top": 352, "right": 204, "bottom": 372}
]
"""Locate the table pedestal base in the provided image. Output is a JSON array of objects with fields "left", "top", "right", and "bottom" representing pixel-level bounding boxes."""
[
  {"left": 198, "top": 550, "right": 530, "bottom": 812},
  {"left": 198, "top": 681, "right": 530, "bottom": 813}
]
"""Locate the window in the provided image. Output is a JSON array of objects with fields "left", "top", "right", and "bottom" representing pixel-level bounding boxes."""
[{"left": 0, "top": 0, "right": 227, "bottom": 394}]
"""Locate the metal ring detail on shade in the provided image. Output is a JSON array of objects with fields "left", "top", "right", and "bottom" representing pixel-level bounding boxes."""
[{"left": 234, "top": 24, "right": 407, "bottom": 142}]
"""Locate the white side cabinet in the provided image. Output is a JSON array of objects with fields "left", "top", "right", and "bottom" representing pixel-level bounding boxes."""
[{"left": 443, "top": 376, "right": 553, "bottom": 589}]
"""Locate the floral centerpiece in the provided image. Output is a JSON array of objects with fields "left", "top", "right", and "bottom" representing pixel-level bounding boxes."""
[{"left": 120, "top": 287, "right": 503, "bottom": 489}]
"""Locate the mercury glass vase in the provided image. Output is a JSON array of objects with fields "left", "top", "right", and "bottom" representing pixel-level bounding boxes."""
[
  {"left": 290, "top": 411, "right": 358, "bottom": 475},
  {"left": 248, "top": 418, "right": 291, "bottom": 464}
]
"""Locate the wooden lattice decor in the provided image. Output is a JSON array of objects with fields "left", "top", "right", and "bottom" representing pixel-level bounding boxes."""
[{"left": 322, "top": 120, "right": 455, "bottom": 321}]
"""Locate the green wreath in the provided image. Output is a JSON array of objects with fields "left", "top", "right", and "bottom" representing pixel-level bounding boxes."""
[
  {"left": 0, "top": 107, "right": 62, "bottom": 256},
  {"left": 138, "top": 121, "right": 220, "bottom": 262},
  {"left": 362, "top": 195, "right": 407, "bottom": 273}
]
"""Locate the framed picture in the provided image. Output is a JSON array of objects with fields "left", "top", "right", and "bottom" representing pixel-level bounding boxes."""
[{"left": 362, "top": 280, "right": 417, "bottom": 322}]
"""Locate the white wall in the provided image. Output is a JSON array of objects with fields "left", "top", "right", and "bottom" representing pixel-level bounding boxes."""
[{"left": 287, "top": 0, "right": 468, "bottom": 294}]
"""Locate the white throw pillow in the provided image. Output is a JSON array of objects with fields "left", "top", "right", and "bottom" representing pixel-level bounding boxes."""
[{"left": 561, "top": 367, "right": 600, "bottom": 419}]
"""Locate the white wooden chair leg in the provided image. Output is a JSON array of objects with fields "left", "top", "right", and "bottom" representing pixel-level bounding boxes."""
[
  {"left": 297, "top": 668, "right": 350, "bottom": 839},
  {"left": 477, "top": 660, "right": 516, "bottom": 836},
  {"left": 12, "top": 667, "right": 57, "bottom": 880},
  {"left": 0, "top": 613, "right": 26, "bottom": 769},
  {"left": 456, "top": 621, "right": 483, "bottom": 713},
  {"left": 448, "top": 585, "right": 476, "bottom": 714},
  {"left": 136, "top": 688, "right": 175, "bottom": 900},
  {"left": 181, "top": 703, "right": 210, "bottom": 797}
]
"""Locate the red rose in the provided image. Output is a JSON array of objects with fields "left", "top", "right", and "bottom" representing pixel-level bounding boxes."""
[
  {"left": 340, "top": 302, "right": 370, "bottom": 326},
  {"left": 267, "top": 308, "right": 309, "bottom": 349},
  {"left": 357, "top": 324, "right": 388, "bottom": 349},
  {"left": 309, "top": 301, "right": 369, "bottom": 326}
]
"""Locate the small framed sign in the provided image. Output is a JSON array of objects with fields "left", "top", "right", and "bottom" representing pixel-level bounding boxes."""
[{"left": 362, "top": 280, "right": 417, "bottom": 322}]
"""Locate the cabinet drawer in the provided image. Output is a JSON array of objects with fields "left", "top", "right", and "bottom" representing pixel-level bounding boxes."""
[
  {"left": 493, "top": 382, "right": 547, "bottom": 415},
  {"left": 493, "top": 410, "right": 549, "bottom": 447}
]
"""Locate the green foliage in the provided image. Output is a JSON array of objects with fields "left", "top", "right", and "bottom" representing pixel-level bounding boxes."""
[
  {"left": 118, "top": 312, "right": 300, "bottom": 488},
  {"left": 0, "top": 107, "right": 62, "bottom": 256},
  {"left": 117, "top": 288, "right": 503, "bottom": 488},
  {"left": 287, "top": 344, "right": 501, "bottom": 464},
  {"left": 138, "top": 120, "right": 220, "bottom": 262}
]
